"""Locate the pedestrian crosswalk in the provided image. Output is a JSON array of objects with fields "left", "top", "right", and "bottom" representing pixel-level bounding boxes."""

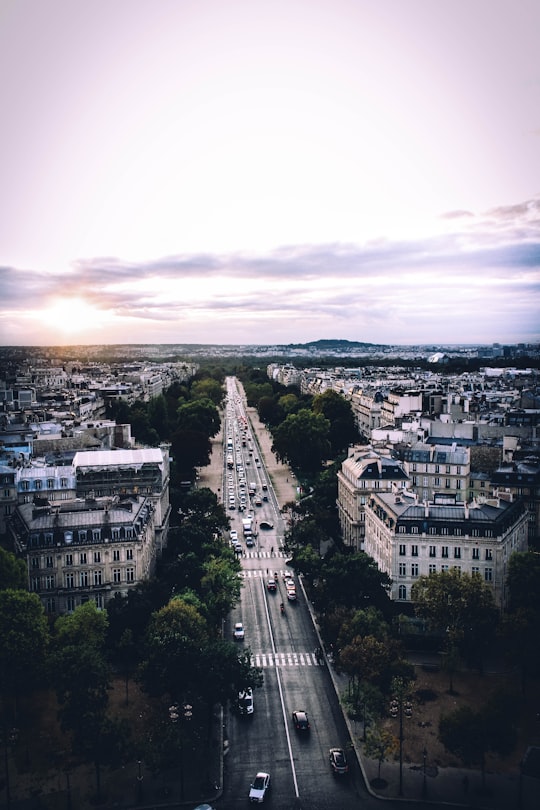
[
  {"left": 240, "top": 550, "right": 287, "bottom": 559},
  {"left": 239, "top": 568, "right": 290, "bottom": 579},
  {"left": 251, "top": 651, "right": 324, "bottom": 668}
]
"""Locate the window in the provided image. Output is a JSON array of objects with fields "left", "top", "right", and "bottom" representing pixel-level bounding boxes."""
[
  {"left": 441, "top": 564, "right": 449, "bottom": 572},
  {"left": 112, "top": 528, "right": 120, "bottom": 540},
  {"left": 46, "top": 598, "right": 56, "bottom": 614},
  {"left": 412, "top": 476, "right": 418, "bottom": 486},
  {"left": 31, "top": 556, "right": 40, "bottom": 569},
  {"left": 92, "top": 529, "right": 101, "bottom": 543},
  {"left": 65, "top": 553, "right": 73, "bottom": 566},
  {"left": 80, "top": 571, "right": 88, "bottom": 587},
  {"left": 429, "top": 545, "right": 437, "bottom": 557},
  {"left": 434, "top": 477, "right": 441, "bottom": 487},
  {"left": 79, "top": 530, "right": 87, "bottom": 542},
  {"left": 34, "top": 479, "right": 42, "bottom": 490},
  {"left": 471, "top": 566, "right": 480, "bottom": 576},
  {"left": 45, "top": 575, "right": 55, "bottom": 590},
  {"left": 398, "top": 525, "right": 406, "bottom": 533},
  {"left": 21, "top": 480, "right": 29, "bottom": 491},
  {"left": 445, "top": 479, "right": 451, "bottom": 489},
  {"left": 472, "top": 547, "right": 480, "bottom": 560},
  {"left": 95, "top": 594, "right": 104, "bottom": 609},
  {"left": 66, "top": 596, "right": 76, "bottom": 613},
  {"left": 456, "top": 467, "right": 461, "bottom": 475},
  {"left": 435, "top": 464, "right": 440, "bottom": 474},
  {"left": 47, "top": 478, "right": 54, "bottom": 489},
  {"left": 440, "top": 527, "right": 448, "bottom": 535},
  {"left": 423, "top": 477, "right": 428, "bottom": 487},
  {"left": 454, "top": 547, "right": 461, "bottom": 559},
  {"left": 65, "top": 572, "right": 75, "bottom": 589},
  {"left": 93, "top": 551, "right": 101, "bottom": 564},
  {"left": 126, "top": 548, "right": 134, "bottom": 561},
  {"left": 126, "top": 567, "right": 135, "bottom": 583},
  {"left": 113, "top": 549, "right": 120, "bottom": 562},
  {"left": 410, "top": 526, "right": 419, "bottom": 535},
  {"left": 456, "top": 480, "right": 462, "bottom": 490},
  {"left": 428, "top": 564, "right": 437, "bottom": 574},
  {"left": 453, "top": 565, "right": 461, "bottom": 573},
  {"left": 31, "top": 576, "right": 40, "bottom": 591},
  {"left": 399, "top": 563, "right": 406, "bottom": 576},
  {"left": 399, "top": 544, "right": 406, "bottom": 556},
  {"left": 46, "top": 555, "right": 53, "bottom": 568},
  {"left": 113, "top": 568, "right": 121, "bottom": 583},
  {"left": 398, "top": 584, "right": 407, "bottom": 600},
  {"left": 484, "top": 568, "right": 493, "bottom": 582},
  {"left": 441, "top": 546, "right": 449, "bottom": 558},
  {"left": 93, "top": 570, "right": 102, "bottom": 586},
  {"left": 44, "top": 533, "right": 53, "bottom": 545},
  {"left": 61, "top": 477, "right": 68, "bottom": 488},
  {"left": 80, "top": 552, "right": 87, "bottom": 564},
  {"left": 485, "top": 549, "right": 493, "bottom": 561},
  {"left": 411, "top": 544, "right": 418, "bottom": 557},
  {"left": 411, "top": 563, "right": 419, "bottom": 577},
  {"left": 446, "top": 465, "right": 451, "bottom": 474},
  {"left": 472, "top": 528, "right": 479, "bottom": 537}
]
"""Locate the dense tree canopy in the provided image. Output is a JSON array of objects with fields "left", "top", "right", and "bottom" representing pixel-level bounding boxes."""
[
  {"left": 312, "top": 389, "right": 360, "bottom": 454},
  {"left": 0, "top": 589, "right": 49, "bottom": 704},
  {"left": 272, "top": 408, "right": 331, "bottom": 472},
  {"left": 411, "top": 568, "right": 499, "bottom": 668},
  {"left": 0, "top": 547, "right": 27, "bottom": 590}
]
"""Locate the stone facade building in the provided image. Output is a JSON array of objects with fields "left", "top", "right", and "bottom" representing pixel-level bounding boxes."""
[{"left": 363, "top": 491, "right": 528, "bottom": 608}]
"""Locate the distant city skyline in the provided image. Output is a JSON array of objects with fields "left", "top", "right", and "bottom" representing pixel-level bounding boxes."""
[{"left": 1, "top": 1, "right": 539, "bottom": 347}]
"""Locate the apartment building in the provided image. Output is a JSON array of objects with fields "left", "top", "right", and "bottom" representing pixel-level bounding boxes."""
[
  {"left": 337, "top": 446, "right": 408, "bottom": 550},
  {"left": 393, "top": 442, "right": 470, "bottom": 503},
  {"left": 10, "top": 494, "right": 156, "bottom": 616},
  {"left": 364, "top": 491, "right": 528, "bottom": 608}
]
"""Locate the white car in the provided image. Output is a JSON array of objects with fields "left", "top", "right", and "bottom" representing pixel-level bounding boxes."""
[
  {"left": 233, "top": 622, "right": 245, "bottom": 640},
  {"left": 249, "top": 772, "right": 270, "bottom": 803},
  {"left": 230, "top": 529, "right": 238, "bottom": 541},
  {"left": 238, "top": 688, "right": 254, "bottom": 715}
]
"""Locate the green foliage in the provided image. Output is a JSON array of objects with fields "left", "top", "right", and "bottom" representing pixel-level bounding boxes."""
[
  {"left": 272, "top": 408, "right": 331, "bottom": 472},
  {"left": 54, "top": 600, "right": 108, "bottom": 651},
  {"left": 506, "top": 551, "right": 540, "bottom": 613},
  {"left": 0, "top": 590, "right": 49, "bottom": 700},
  {"left": 439, "top": 690, "right": 518, "bottom": 777},
  {"left": 176, "top": 397, "right": 221, "bottom": 437},
  {"left": 0, "top": 547, "right": 27, "bottom": 590},
  {"left": 364, "top": 726, "right": 398, "bottom": 779},
  {"left": 191, "top": 378, "right": 224, "bottom": 406},
  {"left": 411, "top": 568, "right": 499, "bottom": 668},
  {"left": 312, "top": 389, "right": 359, "bottom": 454},
  {"left": 314, "top": 550, "right": 392, "bottom": 613}
]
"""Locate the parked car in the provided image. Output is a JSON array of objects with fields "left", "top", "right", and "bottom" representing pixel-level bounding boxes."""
[
  {"left": 292, "top": 710, "right": 310, "bottom": 732},
  {"left": 329, "top": 747, "right": 349, "bottom": 775},
  {"left": 249, "top": 772, "right": 270, "bottom": 803},
  {"left": 233, "top": 622, "right": 245, "bottom": 640},
  {"left": 259, "top": 521, "right": 274, "bottom": 530}
]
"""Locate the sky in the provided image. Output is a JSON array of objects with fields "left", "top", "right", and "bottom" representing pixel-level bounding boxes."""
[{"left": 0, "top": 0, "right": 539, "bottom": 347}]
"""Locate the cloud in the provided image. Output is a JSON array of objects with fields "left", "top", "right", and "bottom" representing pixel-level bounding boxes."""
[{"left": 1, "top": 197, "right": 539, "bottom": 345}]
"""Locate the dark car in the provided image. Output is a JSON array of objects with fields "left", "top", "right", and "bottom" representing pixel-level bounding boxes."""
[
  {"left": 292, "top": 710, "right": 310, "bottom": 732},
  {"left": 329, "top": 747, "right": 349, "bottom": 775}
]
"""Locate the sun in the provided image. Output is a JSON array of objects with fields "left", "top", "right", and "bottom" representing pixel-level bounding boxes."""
[{"left": 39, "top": 297, "right": 104, "bottom": 336}]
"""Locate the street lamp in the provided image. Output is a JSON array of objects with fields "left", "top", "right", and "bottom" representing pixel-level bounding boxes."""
[
  {"left": 422, "top": 746, "right": 427, "bottom": 798},
  {"left": 136, "top": 759, "right": 143, "bottom": 804},
  {"left": 390, "top": 680, "right": 412, "bottom": 797}
]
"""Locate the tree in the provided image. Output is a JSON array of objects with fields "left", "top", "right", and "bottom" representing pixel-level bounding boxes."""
[
  {"left": 0, "top": 590, "right": 49, "bottom": 716},
  {"left": 190, "top": 378, "right": 224, "bottom": 406},
  {"left": 176, "top": 398, "right": 220, "bottom": 437},
  {"left": 364, "top": 726, "right": 398, "bottom": 783},
  {"left": 138, "top": 598, "right": 210, "bottom": 700},
  {"left": 54, "top": 600, "right": 108, "bottom": 650},
  {"left": 272, "top": 409, "right": 331, "bottom": 472},
  {"left": 312, "top": 389, "right": 359, "bottom": 454},
  {"left": 506, "top": 551, "right": 540, "bottom": 613},
  {"left": 314, "top": 551, "right": 392, "bottom": 614},
  {"left": 170, "top": 428, "right": 212, "bottom": 479},
  {"left": 411, "top": 569, "right": 499, "bottom": 671},
  {"left": 439, "top": 690, "right": 517, "bottom": 792},
  {"left": 200, "top": 555, "right": 243, "bottom": 627},
  {"left": 0, "top": 547, "right": 27, "bottom": 591}
]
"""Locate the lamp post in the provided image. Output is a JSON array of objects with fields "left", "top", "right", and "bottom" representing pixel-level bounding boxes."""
[
  {"left": 422, "top": 746, "right": 427, "bottom": 798},
  {"left": 169, "top": 702, "right": 193, "bottom": 801},
  {"left": 136, "top": 759, "right": 143, "bottom": 804},
  {"left": 390, "top": 677, "right": 412, "bottom": 797}
]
